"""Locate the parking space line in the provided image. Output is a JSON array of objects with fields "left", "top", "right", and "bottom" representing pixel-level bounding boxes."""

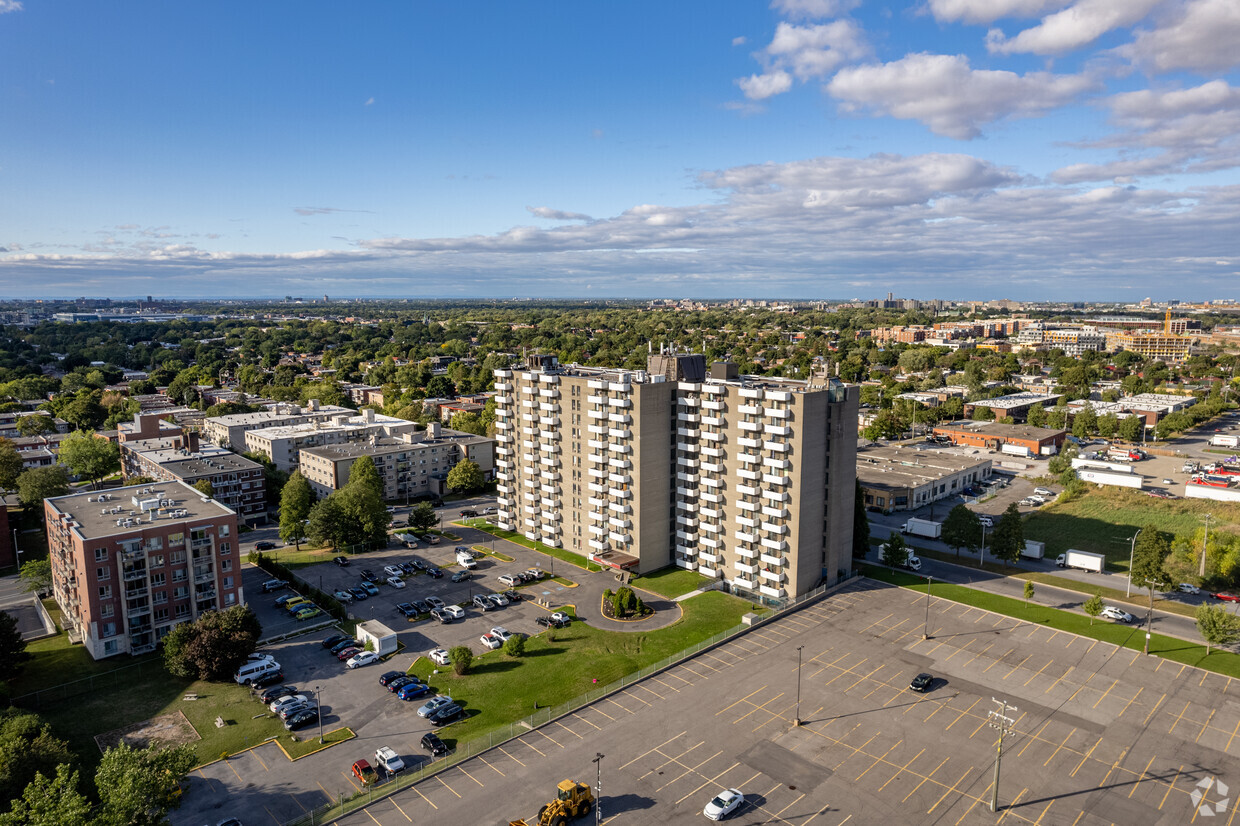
[
  {"left": 1045, "top": 665, "right": 1074, "bottom": 694},
  {"left": 572, "top": 712, "right": 602, "bottom": 731},
  {"left": 771, "top": 791, "right": 807, "bottom": 822},
  {"left": 860, "top": 612, "right": 895, "bottom": 634},
  {"left": 1129, "top": 754, "right": 1157, "bottom": 798},
  {"left": 456, "top": 765, "right": 485, "bottom": 788},
  {"left": 1070, "top": 737, "right": 1100, "bottom": 777},
  {"left": 1168, "top": 701, "right": 1193, "bottom": 735},
  {"left": 1092, "top": 679, "right": 1118, "bottom": 709},
  {"left": 855, "top": 739, "right": 903, "bottom": 782},
  {"left": 716, "top": 686, "right": 768, "bottom": 717},
  {"left": 985, "top": 649, "right": 1015, "bottom": 674},
  {"left": 1225, "top": 718, "right": 1240, "bottom": 754},
  {"left": 434, "top": 774, "right": 461, "bottom": 799},
  {"left": 673, "top": 761, "right": 741, "bottom": 805},
  {"left": 1043, "top": 730, "right": 1076, "bottom": 767},
  {"left": 618, "top": 731, "right": 688, "bottom": 769},
  {"left": 519, "top": 738, "right": 546, "bottom": 757},
  {"left": 1143, "top": 692, "right": 1167, "bottom": 726},
  {"left": 901, "top": 756, "right": 949, "bottom": 802},
  {"left": 1033, "top": 799, "right": 1057, "bottom": 824},
  {"left": 1096, "top": 748, "right": 1128, "bottom": 789},
  {"left": 554, "top": 720, "right": 585, "bottom": 739},
  {"left": 927, "top": 767, "right": 972, "bottom": 815},
  {"left": 362, "top": 808, "right": 383, "bottom": 826},
  {"left": 1160, "top": 765, "right": 1185, "bottom": 810},
  {"left": 641, "top": 740, "right": 706, "bottom": 780},
  {"left": 411, "top": 784, "right": 438, "bottom": 810},
  {"left": 589, "top": 705, "right": 616, "bottom": 722},
  {"left": 252, "top": 749, "right": 269, "bottom": 772},
  {"left": 389, "top": 797, "right": 413, "bottom": 822},
  {"left": 877, "top": 747, "right": 925, "bottom": 793},
  {"left": 655, "top": 749, "right": 722, "bottom": 791},
  {"left": 964, "top": 642, "right": 996, "bottom": 668},
  {"left": 1017, "top": 721, "right": 1051, "bottom": 758},
  {"left": 1196, "top": 708, "right": 1217, "bottom": 744},
  {"left": 752, "top": 700, "right": 797, "bottom": 732},
  {"left": 225, "top": 758, "right": 244, "bottom": 784},
  {"left": 622, "top": 688, "right": 654, "bottom": 706},
  {"left": 1118, "top": 686, "right": 1144, "bottom": 719},
  {"left": 996, "top": 788, "right": 1028, "bottom": 824},
  {"left": 478, "top": 755, "right": 506, "bottom": 776},
  {"left": 944, "top": 698, "right": 980, "bottom": 731},
  {"left": 605, "top": 697, "right": 637, "bottom": 715},
  {"left": 652, "top": 676, "right": 681, "bottom": 693},
  {"left": 954, "top": 798, "right": 982, "bottom": 826},
  {"left": 497, "top": 745, "right": 526, "bottom": 767},
  {"left": 734, "top": 692, "right": 785, "bottom": 723}
]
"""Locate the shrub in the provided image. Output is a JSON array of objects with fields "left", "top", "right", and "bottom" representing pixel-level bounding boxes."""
[
  {"left": 449, "top": 645, "right": 473, "bottom": 675},
  {"left": 503, "top": 635, "right": 526, "bottom": 658}
]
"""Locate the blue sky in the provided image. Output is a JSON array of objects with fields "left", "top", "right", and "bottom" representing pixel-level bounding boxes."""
[{"left": 1, "top": 0, "right": 1238, "bottom": 301}]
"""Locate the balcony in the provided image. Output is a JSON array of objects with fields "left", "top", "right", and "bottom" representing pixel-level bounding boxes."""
[
  {"left": 764, "top": 457, "right": 791, "bottom": 471},
  {"left": 607, "top": 458, "right": 632, "bottom": 470},
  {"left": 587, "top": 410, "right": 606, "bottom": 420},
  {"left": 766, "top": 407, "right": 791, "bottom": 419},
  {"left": 700, "top": 535, "right": 720, "bottom": 549},
  {"left": 735, "top": 530, "right": 759, "bottom": 544},
  {"left": 700, "top": 491, "right": 722, "bottom": 504},
  {"left": 764, "top": 424, "right": 792, "bottom": 437},
  {"left": 701, "top": 446, "right": 723, "bottom": 458},
  {"left": 126, "top": 603, "right": 151, "bottom": 620},
  {"left": 698, "top": 551, "right": 719, "bottom": 564},
  {"left": 608, "top": 501, "right": 632, "bottom": 515},
  {"left": 759, "top": 584, "right": 787, "bottom": 599},
  {"left": 679, "top": 396, "right": 700, "bottom": 407},
  {"left": 699, "top": 506, "right": 720, "bottom": 519},
  {"left": 732, "top": 576, "right": 757, "bottom": 590},
  {"left": 702, "top": 399, "right": 724, "bottom": 411},
  {"left": 607, "top": 473, "right": 631, "bottom": 485},
  {"left": 677, "top": 412, "right": 700, "bottom": 424},
  {"left": 739, "top": 404, "right": 760, "bottom": 416},
  {"left": 674, "top": 557, "right": 698, "bottom": 571},
  {"left": 763, "top": 473, "right": 790, "bottom": 486},
  {"left": 608, "top": 517, "right": 632, "bottom": 530},
  {"left": 122, "top": 567, "right": 147, "bottom": 582},
  {"left": 762, "top": 505, "right": 790, "bottom": 518},
  {"left": 676, "top": 530, "right": 698, "bottom": 543},
  {"left": 761, "top": 537, "right": 788, "bottom": 551},
  {"left": 677, "top": 472, "right": 699, "bottom": 485},
  {"left": 738, "top": 421, "right": 761, "bottom": 433},
  {"left": 734, "top": 561, "right": 758, "bottom": 575},
  {"left": 764, "top": 440, "right": 788, "bottom": 452},
  {"left": 737, "top": 468, "right": 760, "bottom": 481},
  {"left": 588, "top": 439, "right": 606, "bottom": 450},
  {"left": 608, "top": 442, "right": 632, "bottom": 455},
  {"left": 588, "top": 424, "right": 607, "bottom": 435},
  {"left": 738, "top": 452, "right": 760, "bottom": 465},
  {"left": 735, "top": 543, "right": 758, "bottom": 557},
  {"left": 609, "top": 487, "right": 632, "bottom": 499},
  {"left": 698, "top": 564, "right": 721, "bottom": 578},
  {"left": 608, "top": 428, "right": 631, "bottom": 439},
  {"left": 676, "top": 427, "right": 700, "bottom": 439},
  {"left": 700, "top": 430, "right": 722, "bottom": 442},
  {"left": 760, "top": 568, "right": 787, "bottom": 583},
  {"left": 607, "top": 413, "right": 632, "bottom": 425},
  {"left": 194, "top": 570, "right": 215, "bottom": 585},
  {"left": 701, "top": 415, "right": 724, "bottom": 427},
  {"left": 760, "top": 552, "right": 785, "bottom": 566},
  {"left": 677, "top": 516, "right": 700, "bottom": 529},
  {"left": 763, "top": 489, "right": 791, "bottom": 503},
  {"left": 608, "top": 397, "right": 631, "bottom": 408},
  {"left": 761, "top": 522, "right": 787, "bottom": 535}
]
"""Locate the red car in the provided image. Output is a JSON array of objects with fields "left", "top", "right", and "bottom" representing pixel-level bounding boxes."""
[
  {"left": 336, "top": 646, "right": 363, "bottom": 661},
  {"left": 1211, "top": 592, "right": 1240, "bottom": 603}
]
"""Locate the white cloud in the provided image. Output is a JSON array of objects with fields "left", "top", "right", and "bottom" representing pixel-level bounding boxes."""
[
  {"left": 527, "top": 206, "right": 593, "bottom": 222},
  {"left": 293, "top": 206, "right": 373, "bottom": 216},
  {"left": 926, "top": 0, "right": 1069, "bottom": 25},
  {"left": 0, "top": 1, "right": 23, "bottom": 13},
  {"left": 986, "top": 0, "right": 1162, "bottom": 55},
  {"left": 732, "top": 36, "right": 747, "bottom": 46},
  {"left": 736, "top": 20, "right": 869, "bottom": 100},
  {"left": 738, "top": 70, "right": 793, "bottom": 100},
  {"left": 769, "top": 0, "right": 861, "bottom": 19},
  {"left": 1126, "top": 0, "right": 1240, "bottom": 73},
  {"left": 827, "top": 53, "right": 1096, "bottom": 139},
  {"left": 364, "top": 97, "right": 375, "bottom": 106}
]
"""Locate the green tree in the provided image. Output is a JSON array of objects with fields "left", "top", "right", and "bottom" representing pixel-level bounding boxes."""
[
  {"left": 1196, "top": 604, "right": 1240, "bottom": 654},
  {"left": 1096, "top": 413, "right": 1118, "bottom": 439},
  {"left": 18, "top": 559, "right": 51, "bottom": 596},
  {"left": 347, "top": 455, "right": 383, "bottom": 496},
  {"left": 59, "top": 391, "right": 105, "bottom": 431},
  {"left": 161, "top": 605, "right": 260, "bottom": 681},
  {"left": 0, "top": 708, "right": 76, "bottom": 806},
  {"left": 862, "top": 409, "right": 908, "bottom": 440},
  {"left": 14, "top": 414, "right": 56, "bottom": 438},
  {"left": 0, "top": 438, "right": 22, "bottom": 493},
  {"left": 1026, "top": 404, "right": 1046, "bottom": 428},
  {"left": 1082, "top": 593, "right": 1104, "bottom": 625},
  {"left": 852, "top": 479, "right": 870, "bottom": 558},
  {"left": 408, "top": 501, "right": 437, "bottom": 532},
  {"left": 449, "top": 645, "right": 473, "bottom": 676},
  {"left": 17, "top": 466, "right": 70, "bottom": 512},
  {"left": 0, "top": 611, "right": 31, "bottom": 681},
  {"left": 338, "top": 482, "right": 392, "bottom": 545},
  {"left": 972, "top": 405, "right": 994, "bottom": 421},
  {"left": 57, "top": 430, "right": 121, "bottom": 489},
  {"left": 941, "top": 504, "right": 981, "bottom": 559},
  {"left": 880, "top": 533, "right": 910, "bottom": 568},
  {"left": 1023, "top": 580, "right": 1035, "bottom": 605},
  {"left": 1130, "top": 527, "right": 1171, "bottom": 589},
  {"left": 449, "top": 411, "right": 486, "bottom": 436},
  {"left": 991, "top": 503, "right": 1024, "bottom": 566},
  {"left": 307, "top": 495, "right": 352, "bottom": 549},
  {"left": 279, "top": 470, "right": 314, "bottom": 549},
  {"left": 1118, "top": 415, "right": 1142, "bottom": 442},
  {"left": 446, "top": 458, "right": 484, "bottom": 493},
  {"left": 503, "top": 634, "right": 526, "bottom": 658},
  {"left": 192, "top": 479, "right": 215, "bottom": 498},
  {"left": 1071, "top": 405, "right": 1097, "bottom": 438},
  {"left": 0, "top": 764, "right": 93, "bottom": 826},
  {"left": 94, "top": 742, "right": 196, "bottom": 826}
]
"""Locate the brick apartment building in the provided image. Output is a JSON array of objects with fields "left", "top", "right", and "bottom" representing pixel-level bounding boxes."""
[
  {"left": 932, "top": 422, "right": 1068, "bottom": 455},
  {"left": 45, "top": 480, "right": 242, "bottom": 660}
]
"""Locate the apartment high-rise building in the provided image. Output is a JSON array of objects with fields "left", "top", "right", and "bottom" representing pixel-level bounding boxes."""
[
  {"left": 493, "top": 353, "right": 858, "bottom": 601},
  {"left": 45, "top": 480, "right": 242, "bottom": 660}
]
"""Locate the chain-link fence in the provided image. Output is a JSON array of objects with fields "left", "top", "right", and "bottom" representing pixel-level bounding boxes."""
[{"left": 283, "top": 575, "right": 853, "bottom": 826}]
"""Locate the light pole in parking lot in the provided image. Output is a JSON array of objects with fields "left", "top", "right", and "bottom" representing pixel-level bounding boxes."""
[
  {"left": 592, "top": 752, "right": 603, "bottom": 826},
  {"left": 923, "top": 576, "right": 933, "bottom": 640},
  {"left": 794, "top": 645, "right": 804, "bottom": 726},
  {"left": 987, "top": 697, "right": 1017, "bottom": 812},
  {"left": 1126, "top": 529, "right": 1143, "bottom": 597},
  {"left": 316, "top": 684, "right": 324, "bottom": 744},
  {"left": 1143, "top": 579, "right": 1165, "bottom": 655}
]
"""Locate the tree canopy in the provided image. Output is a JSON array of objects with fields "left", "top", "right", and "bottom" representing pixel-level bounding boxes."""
[
  {"left": 446, "top": 458, "right": 484, "bottom": 493},
  {"left": 279, "top": 470, "right": 314, "bottom": 549},
  {"left": 162, "top": 605, "right": 261, "bottom": 681},
  {"left": 16, "top": 466, "right": 70, "bottom": 512}
]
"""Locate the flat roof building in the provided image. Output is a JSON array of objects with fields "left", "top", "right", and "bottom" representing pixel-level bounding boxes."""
[
  {"left": 932, "top": 421, "right": 1068, "bottom": 455},
  {"left": 963, "top": 393, "right": 1062, "bottom": 423},
  {"left": 202, "top": 399, "right": 353, "bottom": 450},
  {"left": 45, "top": 480, "right": 241, "bottom": 660},
  {"left": 243, "top": 408, "right": 420, "bottom": 473},
  {"left": 856, "top": 444, "right": 992, "bottom": 513}
]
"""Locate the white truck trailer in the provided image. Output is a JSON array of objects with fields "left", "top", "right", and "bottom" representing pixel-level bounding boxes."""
[
  {"left": 1055, "top": 549, "right": 1105, "bottom": 573},
  {"left": 1211, "top": 434, "right": 1240, "bottom": 448},
  {"left": 901, "top": 518, "right": 942, "bottom": 539},
  {"left": 1021, "top": 540, "right": 1046, "bottom": 560}
]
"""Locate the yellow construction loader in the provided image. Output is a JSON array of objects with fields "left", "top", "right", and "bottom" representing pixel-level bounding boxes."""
[{"left": 509, "top": 779, "right": 596, "bottom": 826}]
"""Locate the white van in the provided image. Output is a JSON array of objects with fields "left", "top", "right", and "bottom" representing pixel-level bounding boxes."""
[{"left": 234, "top": 658, "right": 281, "bottom": 685}]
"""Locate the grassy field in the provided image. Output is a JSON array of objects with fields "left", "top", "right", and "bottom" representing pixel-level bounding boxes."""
[
  {"left": 462, "top": 522, "right": 604, "bottom": 572},
  {"left": 1023, "top": 486, "right": 1240, "bottom": 569},
  {"left": 862, "top": 565, "right": 1240, "bottom": 679},
  {"left": 630, "top": 567, "right": 711, "bottom": 598},
  {"left": 406, "top": 590, "right": 752, "bottom": 746}
]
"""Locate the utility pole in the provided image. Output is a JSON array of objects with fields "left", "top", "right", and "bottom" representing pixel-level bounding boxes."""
[
  {"left": 1201, "top": 513, "right": 1215, "bottom": 578},
  {"left": 980, "top": 522, "right": 987, "bottom": 567},
  {"left": 923, "top": 576, "right": 933, "bottom": 640},
  {"left": 316, "top": 685, "right": 324, "bottom": 744},
  {"left": 1126, "top": 529, "right": 1143, "bottom": 597},
  {"left": 592, "top": 753, "right": 604, "bottom": 826},
  {"left": 988, "top": 697, "right": 1017, "bottom": 812},
  {"left": 794, "top": 645, "right": 804, "bottom": 726},
  {"left": 1143, "top": 579, "right": 1165, "bottom": 655}
]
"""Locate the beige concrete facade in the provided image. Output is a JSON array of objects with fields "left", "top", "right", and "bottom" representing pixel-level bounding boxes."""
[{"left": 493, "top": 354, "right": 858, "bottom": 601}]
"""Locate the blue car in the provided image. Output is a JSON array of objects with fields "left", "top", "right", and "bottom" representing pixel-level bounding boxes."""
[
  {"left": 397, "top": 681, "right": 433, "bottom": 701},
  {"left": 360, "top": 581, "right": 380, "bottom": 596}
]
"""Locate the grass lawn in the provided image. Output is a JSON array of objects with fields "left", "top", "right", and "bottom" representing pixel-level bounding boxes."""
[
  {"left": 1023, "top": 487, "right": 1240, "bottom": 569},
  {"left": 630, "top": 567, "right": 712, "bottom": 599},
  {"left": 263, "top": 545, "right": 341, "bottom": 570},
  {"left": 406, "top": 591, "right": 751, "bottom": 746},
  {"left": 464, "top": 523, "right": 604, "bottom": 572},
  {"left": 472, "top": 545, "right": 515, "bottom": 562},
  {"left": 275, "top": 727, "right": 355, "bottom": 760},
  {"left": 861, "top": 564, "right": 1240, "bottom": 679}
]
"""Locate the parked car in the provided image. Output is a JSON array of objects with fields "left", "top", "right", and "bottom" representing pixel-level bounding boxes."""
[
  {"left": 536, "top": 615, "right": 568, "bottom": 629},
  {"left": 459, "top": 509, "right": 478, "bottom": 517},
  {"left": 472, "top": 595, "right": 493, "bottom": 612},
  {"left": 283, "top": 597, "right": 310, "bottom": 613},
  {"left": 386, "top": 576, "right": 406, "bottom": 589},
  {"left": 386, "top": 676, "right": 417, "bottom": 693},
  {"left": 250, "top": 670, "right": 285, "bottom": 689},
  {"left": 425, "top": 596, "right": 446, "bottom": 611},
  {"left": 398, "top": 561, "right": 417, "bottom": 575},
  {"left": 322, "top": 634, "right": 349, "bottom": 649},
  {"left": 254, "top": 541, "right": 277, "bottom": 551},
  {"left": 502, "top": 589, "right": 522, "bottom": 603},
  {"left": 330, "top": 640, "right": 357, "bottom": 655},
  {"left": 549, "top": 612, "right": 571, "bottom": 624},
  {"left": 480, "top": 633, "right": 503, "bottom": 650},
  {"left": 360, "top": 581, "right": 380, "bottom": 596},
  {"left": 260, "top": 578, "right": 287, "bottom": 593},
  {"left": 378, "top": 670, "right": 405, "bottom": 687},
  {"left": 397, "top": 681, "right": 433, "bottom": 701},
  {"left": 1213, "top": 592, "right": 1240, "bottom": 603},
  {"left": 1033, "top": 487, "right": 1054, "bottom": 496},
  {"left": 349, "top": 586, "right": 369, "bottom": 601},
  {"left": 383, "top": 565, "right": 403, "bottom": 578},
  {"left": 427, "top": 703, "right": 464, "bottom": 726},
  {"left": 909, "top": 673, "right": 934, "bottom": 692},
  {"left": 351, "top": 759, "right": 378, "bottom": 786},
  {"left": 279, "top": 700, "right": 314, "bottom": 720},
  {"left": 443, "top": 605, "right": 465, "bottom": 620},
  {"left": 419, "top": 534, "right": 440, "bottom": 545},
  {"left": 274, "top": 594, "right": 301, "bottom": 609},
  {"left": 421, "top": 731, "right": 450, "bottom": 756},
  {"left": 498, "top": 574, "right": 521, "bottom": 587},
  {"left": 284, "top": 707, "right": 319, "bottom": 731},
  {"left": 396, "top": 602, "right": 420, "bottom": 618},
  {"left": 374, "top": 746, "right": 405, "bottom": 774},
  {"left": 425, "top": 567, "right": 444, "bottom": 579},
  {"left": 407, "top": 558, "right": 427, "bottom": 571},
  {"left": 452, "top": 570, "right": 472, "bottom": 583},
  {"left": 483, "top": 506, "right": 497, "bottom": 514},
  {"left": 270, "top": 694, "right": 309, "bottom": 714},
  {"left": 488, "top": 593, "right": 509, "bottom": 608},
  {"left": 333, "top": 589, "right": 354, "bottom": 604},
  {"left": 259, "top": 685, "right": 298, "bottom": 705},
  {"left": 410, "top": 599, "right": 431, "bottom": 614},
  {"left": 347, "top": 651, "right": 381, "bottom": 669},
  {"left": 430, "top": 609, "right": 455, "bottom": 624},
  {"left": 1101, "top": 605, "right": 1136, "bottom": 623},
  {"left": 336, "top": 646, "right": 363, "bottom": 661},
  {"left": 521, "top": 569, "right": 544, "bottom": 581},
  {"left": 703, "top": 789, "right": 745, "bottom": 821},
  {"left": 293, "top": 605, "right": 322, "bottom": 621},
  {"left": 418, "top": 695, "right": 454, "bottom": 718},
  {"left": 333, "top": 556, "right": 350, "bottom": 567},
  {"left": 360, "top": 569, "right": 378, "bottom": 582},
  {"left": 1178, "top": 583, "right": 1201, "bottom": 594},
  {"left": 490, "top": 626, "right": 512, "bottom": 641},
  {"left": 428, "top": 648, "right": 451, "bottom": 666}
]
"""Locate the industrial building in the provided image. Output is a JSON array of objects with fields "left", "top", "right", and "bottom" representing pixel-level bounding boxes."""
[
  {"left": 932, "top": 421, "right": 1068, "bottom": 455},
  {"left": 856, "top": 445, "right": 993, "bottom": 513}
]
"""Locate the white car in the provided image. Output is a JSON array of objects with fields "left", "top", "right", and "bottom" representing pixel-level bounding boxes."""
[
  {"left": 490, "top": 626, "right": 512, "bottom": 641},
  {"left": 386, "top": 576, "right": 406, "bottom": 589},
  {"left": 428, "top": 648, "right": 451, "bottom": 666},
  {"left": 383, "top": 565, "right": 404, "bottom": 578},
  {"left": 347, "top": 651, "right": 381, "bottom": 669},
  {"left": 333, "top": 590, "right": 354, "bottom": 603},
  {"left": 498, "top": 574, "right": 521, "bottom": 587},
  {"left": 374, "top": 746, "right": 405, "bottom": 774},
  {"left": 425, "top": 596, "right": 446, "bottom": 611},
  {"left": 458, "top": 556, "right": 478, "bottom": 570},
  {"left": 443, "top": 604, "right": 465, "bottom": 620},
  {"left": 1178, "top": 583, "right": 1201, "bottom": 595},
  {"left": 270, "top": 694, "right": 309, "bottom": 714},
  {"left": 1033, "top": 487, "right": 1054, "bottom": 496},
  {"left": 480, "top": 633, "right": 503, "bottom": 650},
  {"left": 1100, "top": 606, "right": 1136, "bottom": 623},
  {"left": 703, "top": 788, "right": 745, "bottom": 821},
  {"left": 550, "top": 611, "right": 571, "bottom": 624},
  {"left": 488, "top": 593, "right": 509, "bottom": 607}
]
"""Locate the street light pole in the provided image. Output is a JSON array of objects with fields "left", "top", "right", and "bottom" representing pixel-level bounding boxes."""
[
  {"left": 980, "top": 523, "right": 987, "bottom": 567},
  {"left": 988, "top": 697, "right": 1017, "bottom": 812},
  {"left": 1127, "top": 529, "right": 1143, "bottom": 598},
  {"left": 1143, "top": 579, "right": 1164, "bottom": 655},
  {"left": 1201, "top": 513, "right": 1215, "bottom": 578},
  {"left": 923, "top": 576, "right": 933, "bottom": 640},
  {"left": 794, "top": 645, "right": 804, "bottom": 726},
  {"left": 592, "top": 753, "right": 603, "bottom": 826},
  {"left": 316, "top": 685, "right": 324, "bottom": 744}
]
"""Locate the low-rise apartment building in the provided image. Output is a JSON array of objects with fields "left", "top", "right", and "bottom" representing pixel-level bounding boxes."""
[
  {"left": 45, "top": 480, "right": 242, "bottom": 660},
  {"left": 202, "top": 399, "right": 353, "bottom": 450},
  {"left": 243, "top": 408, "right": 421, "bottom": 473}
]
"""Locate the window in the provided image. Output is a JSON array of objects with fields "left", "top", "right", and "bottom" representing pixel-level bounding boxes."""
[
  {"left": 224, "top": 592, "right": 236, "bottom": 606},
  {"left": 102, "top": 622, "right": 117, "bottom": 638},
  {"left": 98, "top": 585, "right": 112, "bottom": 599},
  {"left": 101, "top": 604, "right": 114, "bottom": 618},
  {"left": 219, "top": 542, "right": 231, "bottom": 555},
  {"left": 223, "top": 577, "right": 233, "bottom": 588},
  {"left": 152, "top": 591, "right": 167, "bottom": 605},
  {"left": 146, "top": 536, "right": 163, "bottom": 550},
  {"left": 171, "top": 569, "right": 186, "bottom": 582},
  {"left": 150, "top": 555, "right": 164, "bottom": 568},
  {"left": 219, "top": 524, "right": 230, "bottom": 537},
  {"left": 150, "top": 573, "right": 166, "bottom": 587},
  {"left": 103, "top": 640, "right": 118, "bottom": 654},
  {"left": 154, "top": 608, "right": 169, "bottom": 622},
  {"left": 170, "top": 550, "right": 186, "bottom": 564},
  {"left": 168, "top": 532, "right": 184, "bottom": 547},
  {"left": 94, "top": 548, "right": 108, "bottom": 562},
  {"left": 173, "top": 586, "right": 188, "bottom": 599},
  {"left": 96, "top": 567, "right": 110, "bottom": 581},
  {"left": 174, "top": 605, "right": 190, "bottom": 619}
]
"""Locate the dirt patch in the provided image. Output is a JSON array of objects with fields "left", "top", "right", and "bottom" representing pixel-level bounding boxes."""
[{"left": 93, "top": 710, "right": 201, "bottom": 753}]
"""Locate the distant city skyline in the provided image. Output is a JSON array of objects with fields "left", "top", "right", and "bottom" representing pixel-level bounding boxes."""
[{"left": 1, "top": 1, "right": 1237, "bottom": 300}]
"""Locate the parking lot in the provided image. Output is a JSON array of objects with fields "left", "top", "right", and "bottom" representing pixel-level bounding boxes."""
[{"left": 312, "top": 576, "right": 1240, "bottom": 826}]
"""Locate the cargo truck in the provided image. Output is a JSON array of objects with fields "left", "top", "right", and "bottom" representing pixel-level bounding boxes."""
[
  {"left": 901, "top": 518, "right": 942, "bottom": 539},
  {"left": 1021, "top": 540, "right": 1046, "bottom": 560},
  {"left": 1055, "top": 549, "right": 1105, "bottom": 573},
  {"left": 1212, "top": 434, "right": 1240, "bottom": 448}
]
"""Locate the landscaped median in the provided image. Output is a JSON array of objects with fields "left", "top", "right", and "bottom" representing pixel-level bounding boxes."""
[{"left": 861, "top": 563, "right": 1240, "bottom": 679}]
